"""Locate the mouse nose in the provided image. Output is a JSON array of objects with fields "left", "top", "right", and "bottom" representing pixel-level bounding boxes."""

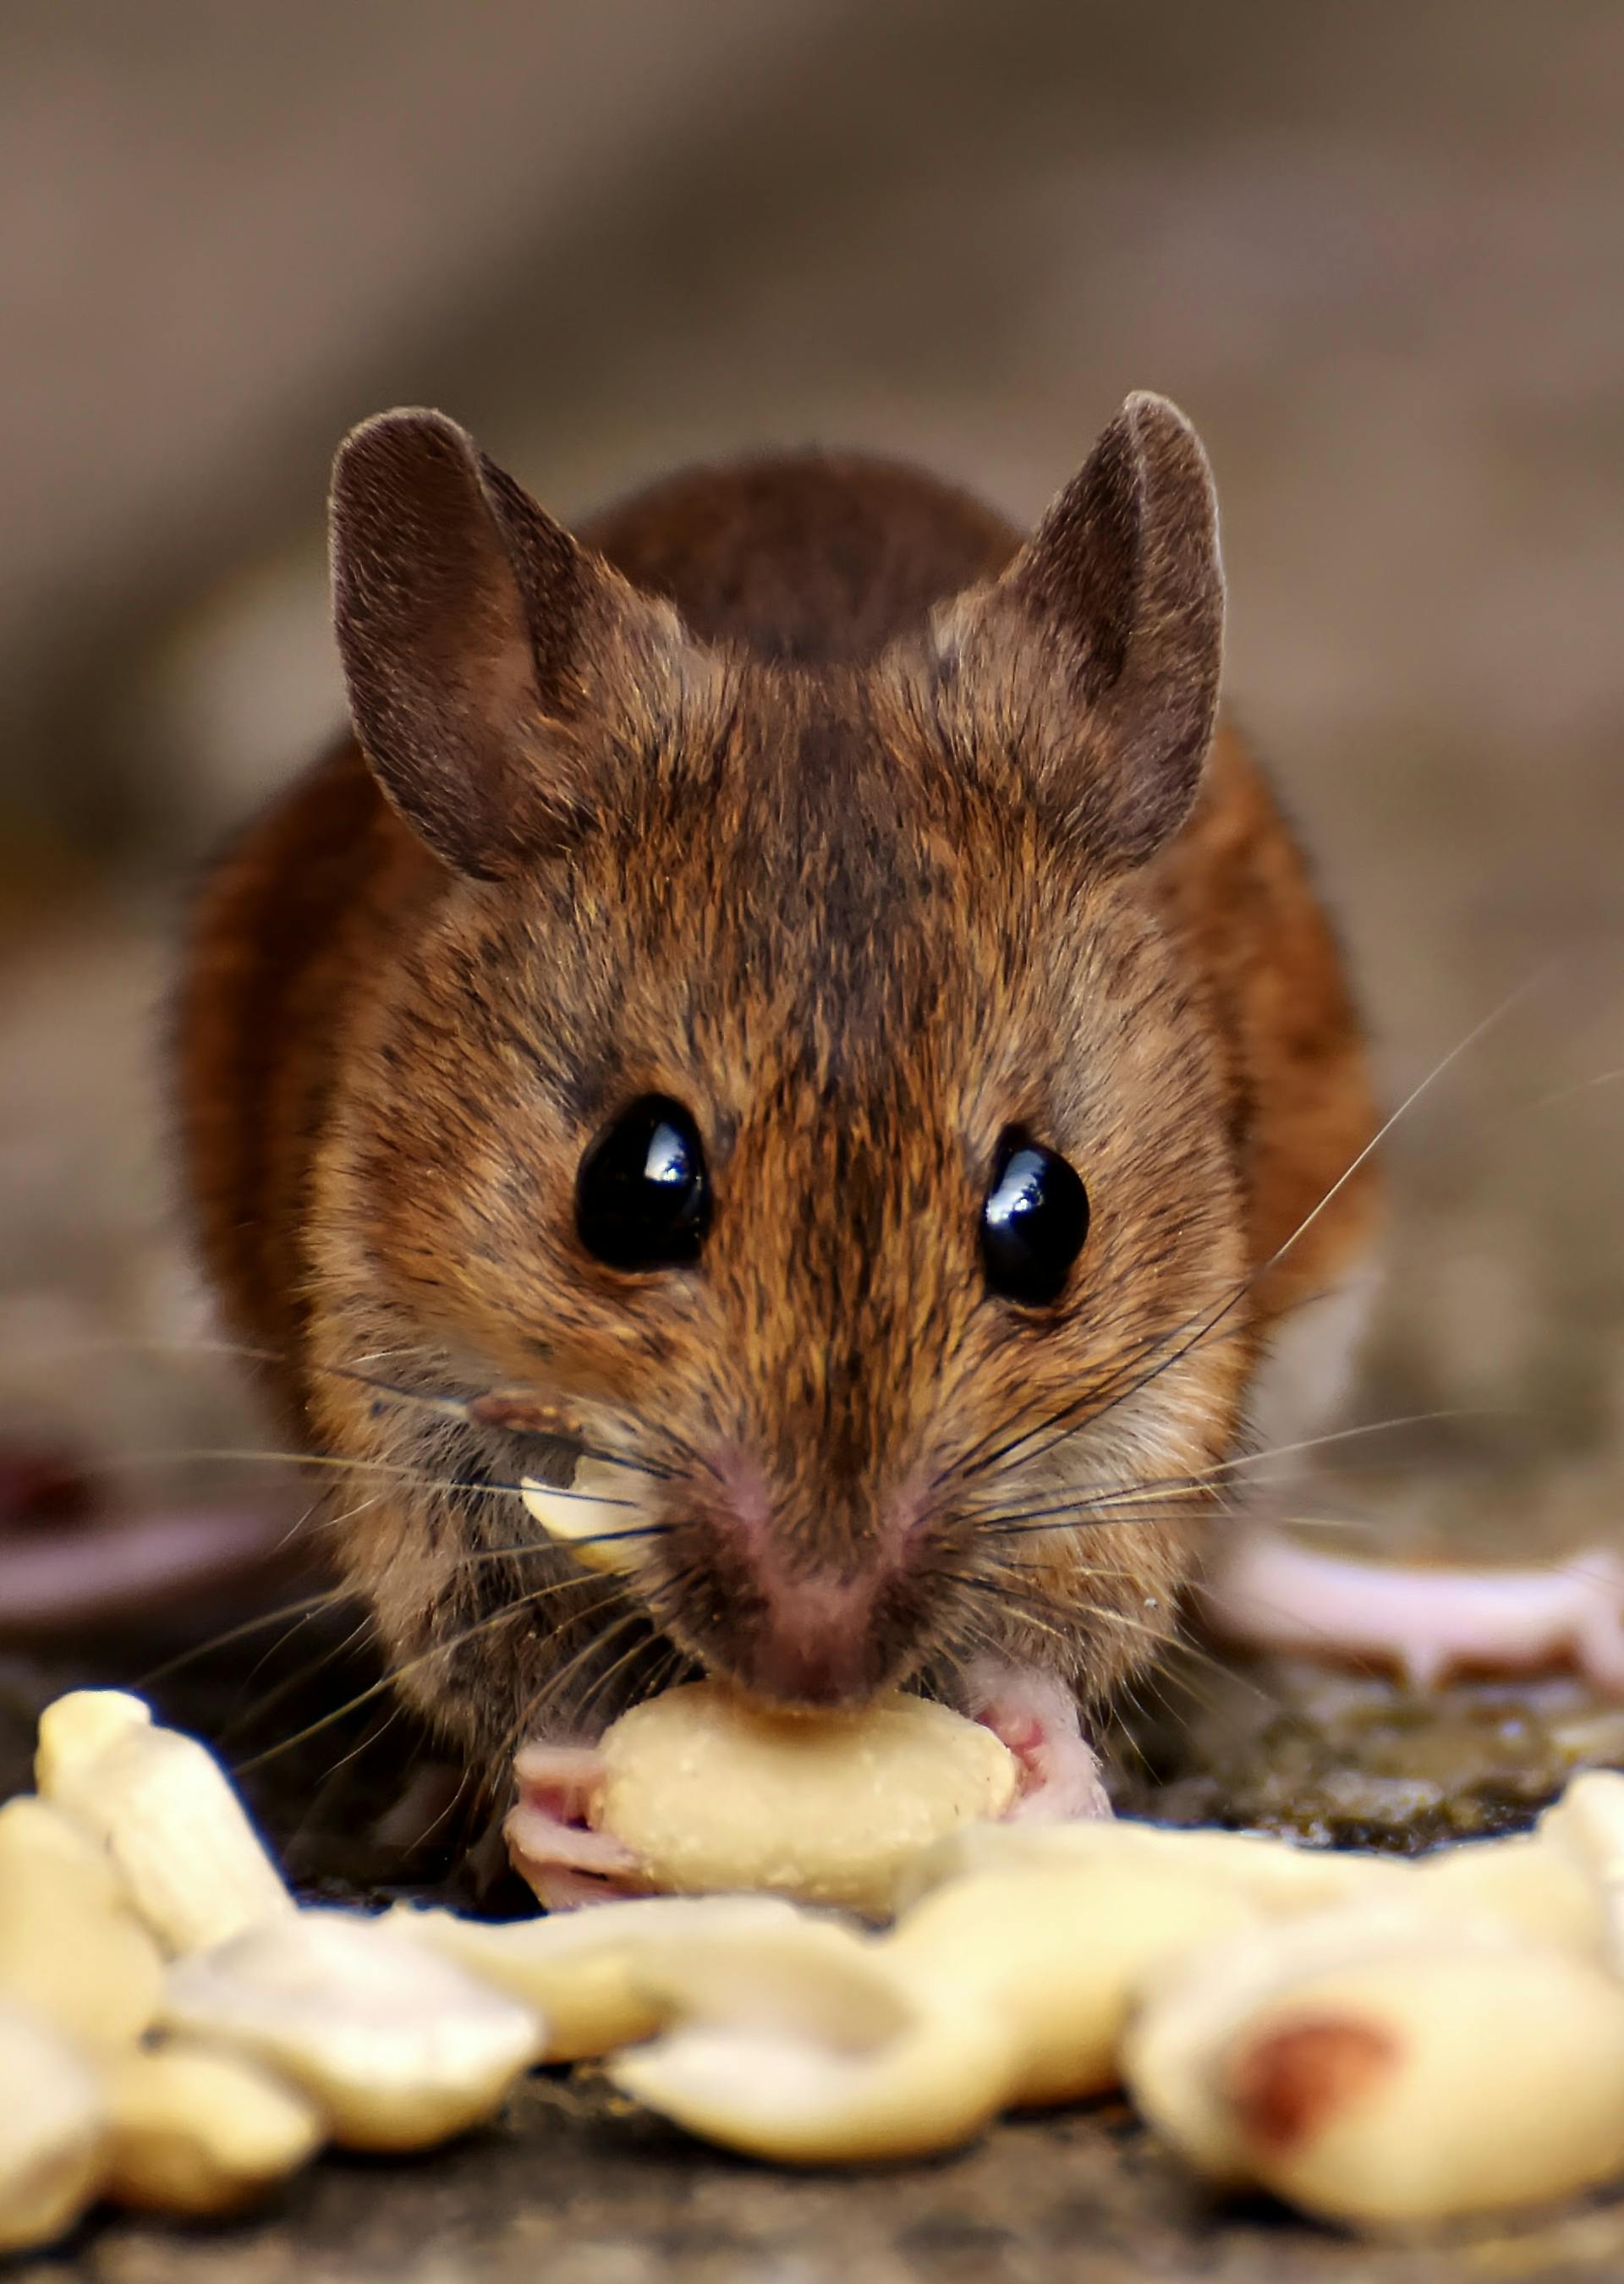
[
  {"left": 673, "top": 1455, "right": 924, "bottom": 1707},
  {"left": 737, "top": 1572, "right": 885, "bottom": 1707}
]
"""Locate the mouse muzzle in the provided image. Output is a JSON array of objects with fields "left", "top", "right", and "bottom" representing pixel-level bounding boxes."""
[{"left": 647, "top": 1458, "right": 942, "bottom": 1710}]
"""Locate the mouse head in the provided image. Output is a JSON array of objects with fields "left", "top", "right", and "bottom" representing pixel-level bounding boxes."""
[{"left": 315, "top": 396, "right": 1245, "bottom": 1767}]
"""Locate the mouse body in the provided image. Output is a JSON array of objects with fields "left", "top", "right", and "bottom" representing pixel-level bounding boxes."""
[{"left": 173, "top": 395, "right": 1380, "bottom": 1859}]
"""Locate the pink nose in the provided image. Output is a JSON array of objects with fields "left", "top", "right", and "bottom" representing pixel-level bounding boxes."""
[{"left": 738, "top": 1572, "right": 882, "bottom": 1706}]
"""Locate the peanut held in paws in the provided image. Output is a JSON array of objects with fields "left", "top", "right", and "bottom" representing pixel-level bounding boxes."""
[{"left": 512, "top": 1683, "right": 1018, "bottom": 1915}]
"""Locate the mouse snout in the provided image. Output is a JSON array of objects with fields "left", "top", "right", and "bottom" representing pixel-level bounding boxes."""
[
  {"left": 733, "top": 1570, "right": 888, "bottom": 1706},
  {"left": 667, "top": 1462, "right": 925, "bottom": 1709}
]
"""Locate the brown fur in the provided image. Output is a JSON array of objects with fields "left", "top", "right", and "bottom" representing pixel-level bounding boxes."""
[{"left": 173, "top": 397, "right": 1378, "bottom": 1786}]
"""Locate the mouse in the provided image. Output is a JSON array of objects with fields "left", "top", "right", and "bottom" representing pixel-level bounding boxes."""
[{"left": 172, "top": 393, "right": 1385, "bottom": 1901}]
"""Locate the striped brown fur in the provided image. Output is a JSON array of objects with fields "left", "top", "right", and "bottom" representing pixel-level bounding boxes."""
[{"left": 173, "top": 396, "right": 1378, "bottom": 1781}]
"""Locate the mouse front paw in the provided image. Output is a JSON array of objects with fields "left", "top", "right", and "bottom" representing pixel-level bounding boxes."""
[
  {"left": 961, "top": 1657, "right": 1112, "bottom": 1821},
  {"left": 505, "top": 1740, "right": 645, "bottom": 1908}
]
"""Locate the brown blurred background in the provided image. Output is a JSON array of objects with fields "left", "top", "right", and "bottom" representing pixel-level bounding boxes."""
[{"left": 3, "top": 0, "right": 1622, "bottom": 1551}]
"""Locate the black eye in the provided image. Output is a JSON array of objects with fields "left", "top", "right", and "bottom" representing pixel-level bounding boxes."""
[
  {"left": 576, "top": 1095, "right": 710, "bottom": 1271},
  {"left": 979, "top": 1131, "right": 1089, "bottom": 1306}
]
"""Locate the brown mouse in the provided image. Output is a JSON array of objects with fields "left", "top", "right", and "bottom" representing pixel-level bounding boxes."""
[{"left": 173, "top": 393, "right": 1380, "bottom": 1895}]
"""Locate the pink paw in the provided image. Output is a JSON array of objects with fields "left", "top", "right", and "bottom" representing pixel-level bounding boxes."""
[
  {"left": 504, "top": 1740, "right": 645, "bottom": 1909},
  {"left": 963, "top": 1658, "right": 1112, "bottom": 1820}
]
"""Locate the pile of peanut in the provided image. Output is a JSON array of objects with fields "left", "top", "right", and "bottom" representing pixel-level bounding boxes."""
[{"left": 7, "top": 1683, "right": 1624, "bottom": 2251}]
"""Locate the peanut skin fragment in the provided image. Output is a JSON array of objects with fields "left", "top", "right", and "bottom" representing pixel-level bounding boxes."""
[
  {"left": 1226, "top": 2016, "right": 1398, "bottom": 2157},
  {"left": 1226, "top": 1947, "right": 1624, "bottom": 2227},
  {"left": 1122, "top": 1903, "right": 1530, "bottom": 2188}
]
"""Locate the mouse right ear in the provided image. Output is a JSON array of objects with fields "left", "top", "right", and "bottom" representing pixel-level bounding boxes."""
[
  {"left": 930, "top": 393, "right": 1225, "bottom": 867},
  {"left": 330, "top": 409, "right": 695, "bottom": 878}
]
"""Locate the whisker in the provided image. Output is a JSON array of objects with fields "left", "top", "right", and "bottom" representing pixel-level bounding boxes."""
[
  {"left": 19, "top": 1332, "right": 674, "bottom": 1484},
  {"left": 233, "top": 1582, "right": 589, "bottom": 1774},
  {"left": 135, "top": 1584, "right": 359, "bottom": 1688},
  {"left": 96, "top": 1447, "right": 649, "bottom": 1510},
  {"left": 959, "top": 973, "right": 1547, "bottom": 1493}
]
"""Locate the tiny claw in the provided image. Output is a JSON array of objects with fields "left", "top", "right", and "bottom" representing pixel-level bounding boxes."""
[{"left": 963, "top": 1657, "right": 1112, "bottom": 1820}]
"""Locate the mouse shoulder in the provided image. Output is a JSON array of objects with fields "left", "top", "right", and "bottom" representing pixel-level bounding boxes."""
[{"left": 1149, "top": 720, "right": 1381, "bottom": 1315}]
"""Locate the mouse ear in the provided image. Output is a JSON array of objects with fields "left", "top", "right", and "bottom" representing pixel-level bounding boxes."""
[
  {"left": 330, "top": 409, "right": 693, "bottom": 878},
  {"left": 934, "top": 393, "right": 1224, "bottom": 865}
]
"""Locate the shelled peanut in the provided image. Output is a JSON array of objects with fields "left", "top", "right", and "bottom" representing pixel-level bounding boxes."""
[{"left": 8, "top": 1682, "right": 1624, "bottom": 2250}]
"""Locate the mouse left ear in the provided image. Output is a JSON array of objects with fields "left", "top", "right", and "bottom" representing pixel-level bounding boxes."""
[
  {"left": 330, "top": 409, "right": 703, "bottom": 878},
  {"left": 930, "top": 393, "right": 1224, "bottom": 866}
]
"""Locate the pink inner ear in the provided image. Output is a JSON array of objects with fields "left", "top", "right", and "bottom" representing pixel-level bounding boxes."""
[
  {"left": 939, "top": 393, "right": 1222, "bottom": 869},
  {"left": 332, "top": 409, "right": 605, "bottom": 879}
]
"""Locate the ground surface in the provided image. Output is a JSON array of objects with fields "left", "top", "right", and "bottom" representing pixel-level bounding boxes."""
[
  {"left": 10, "top": 1639, "right": 1624, "bottom": 2284},
  {"left": 3, "top": 2, "right": 1623, "bottom": 2276}
]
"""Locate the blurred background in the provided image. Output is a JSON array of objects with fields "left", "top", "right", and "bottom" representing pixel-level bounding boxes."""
[{"left": 3, "top": 0, "right": 1622, "bottom": 1570}]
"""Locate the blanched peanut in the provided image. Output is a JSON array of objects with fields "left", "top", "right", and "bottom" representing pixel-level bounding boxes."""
[
  {"left": 1221, "top": 1945, "right": 1624, "bottom": 2226},
  {"left": 610, "top": 1915, "right": 1017, "bottom": 2165},
  {"left": 0, "top": 1794, "right": 121, "bottom": 1894},
  {"left": 390, "top": 1894, "right": 800, "bottom": 2062},
  {"left": 520, "top": 1460, "right": 647, "bottom": 1573},
  {"left": 898, "top": 1814, "right": 1413, "bottom": 1920},
  {"left": 162, "top": 1908, "right": 544, "bottom": 2151},
  {"left": 36, "top": 1691, "right": 292, "bottom": 1955},
  {"left": 885, "top": 1862, "right": 1260, "bottom": 2107},
  {"left": 1412, "top": 1829, "right": 1610, "bottom": 1954},
  {"left": 0, "top": 2001, "right": 107, "bottom": 2254},
  {"left": 103, "top": 2044, "right": 322, "bottom": 2216},
  {"left": 1539, "top": 1769, "right": 1624, "bottom": 1895},
  {"left": 593, "top": 1683, "right": 1018, "bottom": 1914},
  {"left": 1122, "top": 1904, "right": 1532, "bottom": 2188},
  {"left": 0, "top": 1798, "right": 163, "bottom": 2051}
]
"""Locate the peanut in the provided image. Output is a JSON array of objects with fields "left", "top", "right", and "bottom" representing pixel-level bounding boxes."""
[
  {"left": 592, "top": 1683, "right": 1017, "bottom": 1915},
  {"left": 35, "top": 1691, "right": 292, "bottom": 1955},
  {"left": 103, "top": 2043, "right": 322, "bottom": 2216},
  {"left": 162, "top": 1908, "right": 544, "bottom": 2151},
  {"left": 610, "top": 1914, "right": 1016, "bottom": 2164}
]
